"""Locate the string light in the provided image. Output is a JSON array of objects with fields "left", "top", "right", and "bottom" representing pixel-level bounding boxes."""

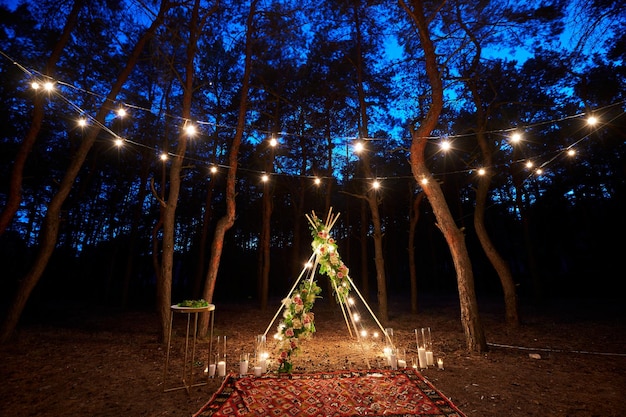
[
  {"left": 184, "top": 124, "right": 197, "bottom": 136},
  {"left": 2, "top": 54, "right": 620, "bottom": 190},
  {"left": 160, "top": 153, "right": 168, "bottom": 161}
]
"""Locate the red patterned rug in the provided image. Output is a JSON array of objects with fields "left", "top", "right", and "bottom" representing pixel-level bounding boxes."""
[{"left": 193, "top": 369, "right": 466, "bottom": 417}]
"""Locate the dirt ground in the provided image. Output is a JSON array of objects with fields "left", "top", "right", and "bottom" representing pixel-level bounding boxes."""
[{"left": 1, "top": 295, "right": 625, "bottom": 417}]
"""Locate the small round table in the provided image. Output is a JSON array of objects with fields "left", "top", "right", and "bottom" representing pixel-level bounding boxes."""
[{"left": 163, "top": 303, "right": 215, "bottom": 393}]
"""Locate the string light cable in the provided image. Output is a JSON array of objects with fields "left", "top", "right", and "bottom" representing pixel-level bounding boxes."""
[{"left": 2, "top": 49, "right": 625, "bottom": 186}]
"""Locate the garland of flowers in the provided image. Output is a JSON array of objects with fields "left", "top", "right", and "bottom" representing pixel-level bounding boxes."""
[
  {"left": 275, "top": 212, "right": 352, "bottom": 373},
  {"left": 276, "top": 279, "right": 321, "bottom": 373}
]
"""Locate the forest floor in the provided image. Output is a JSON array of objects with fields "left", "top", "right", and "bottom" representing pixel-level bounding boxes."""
[{"left": 1, "top": 295, "right": 625, "bottom": 417}]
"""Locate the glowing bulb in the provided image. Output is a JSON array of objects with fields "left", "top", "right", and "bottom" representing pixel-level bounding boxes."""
[
  {"left": 78, "top": 118, "right": 87, "bottom": 127},
  {"left": 43, "top": 81, "right": 54, "bottom": 91},
  {"left": 160, "top": 153, "right": 168, "bottom": 161},
  {"left": 421, "top": 177, "right": 428, "bottom": 185},
  {"left": 440, "top": 140, "right": 451, "bottom": 151},
  {"left": 510, "top": 132, "right": 522, "bottom": 142},
  {"left": 567, "top": 149, "right": 576, "bottom": 157},
  {"left": 525, "top": 161, "right": 534, "bottom": 169},
  {"left": 373, "top": 331, "right": 379, "bottom": 338},
  {"left": 269, "top": 137, "right": 278, "bottom": 147},
  {"left": 372, "top": 180, "right": 380, "bottom": 189},
  {"left": 117, "top": 108, "right": 126, "bottom": 117},
  {"left": 353, "top": 313, "right": 360, "bottom": 322},
  {"left": 210, "top": 166, "right": 218, "bottom": 174},
  {"left": 587, "top": 116, "right": 598, "bottom": 126},
  {"left": 477, "top": 168, "right": 486, "bottom": 176},
  {"left": 184, "top": 124, "right": 196, "bottom": 136},
  {"left": 261, "top": 174, "right": 269, "bottom": 182},
  {"left": 535, "top": 168, "right": 543, "bottom": 175},
  {"left": 314, "top": 177, "right": 321, "bottom": 185},
  {"left": 304, "top": 262, "right": 312, "bottom": 268},
  {"left": 353, "top": 142, "right": 364, "bottom": 153},
  {"left": 31, "top": 81, "right": 40, "bottom": 90},
  {"left": 360, "top": 330, "right": 367, "bottom": 337},
  {"left": 347, "top": 297, "right": 355, "bottom": 305},
  {"left": 114, "top": 138, "right": 123, "bottom": 147}
]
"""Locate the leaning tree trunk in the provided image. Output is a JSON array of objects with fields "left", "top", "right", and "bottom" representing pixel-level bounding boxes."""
[
  {"left": 0, "top": 0, "right": 85, "bottom": 236},
  {"left": 0, "top": 0, "right": 171, "bottom": 343},
  {"left": 401, "top": 0, "right": 487, "bottom": 353}
]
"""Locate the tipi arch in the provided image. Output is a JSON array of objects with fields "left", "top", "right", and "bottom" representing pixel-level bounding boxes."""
[{"left": 261, "top": 209, "right": 392, "bottom": 373}]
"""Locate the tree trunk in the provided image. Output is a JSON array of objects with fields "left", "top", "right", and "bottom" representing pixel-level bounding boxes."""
[
  {"left": 0, "top": 0, "right": 85, "bottom": 236},
  {"left": 352, "top": 1, "right": 388, "bottom": 323},
  {"left": 0, "top": 0, "right": 171, "bottom": 343},
  {"left": 401, "top": 0, "right": 487, "bottom": 353},
  {"left": 474, "top": 134, "right": 520, "bottom": 327},
  {"left": 408, "top": 190, "right": 424, "bottom": 314},
  {"left": 198, "top": 0, "right": 258, "bottom": 337}
]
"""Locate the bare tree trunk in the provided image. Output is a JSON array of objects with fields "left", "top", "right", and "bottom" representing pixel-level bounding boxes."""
[
  {"left": 0, "top": 1, "right": 171, "bottom": 343},
  {"left": 352, "top": 2, "right": 388, "bottom": 323},
  {"left": 198, "top": 0, "right": 258, "bottom": 336},
  {"left": 0, "top": 0, "right": 85, "bottom": 236},
  {"left": 474, "top": 135, "right": 520, "bottom": 327},
  {"left": 359, "top": 200, "right": 369, "bottom": 303},
  {"left": 401, "top": 0, "right": 487, "bottom": 353},
  {"left": 408, "top": 190, "right": 424, "bottom": 314},
  {"left": 460, "top": 15, "right": 520, "bottom": 327},
  {"left": 192, "top": 178, "right": 215, "bottom": 298},
  {"left": 259, "top": 180, "right": 272, "bottom": 311}
]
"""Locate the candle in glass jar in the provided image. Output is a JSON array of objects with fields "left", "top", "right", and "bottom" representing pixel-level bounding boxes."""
[
  {"left": 253, "top": 366, "right": 262, "bottom": 377},
  {"left": 208, "top": 363, "right": 216, "bottom": 377},
  {"left": 397, "top": 359, "right": 407, "bottom": 368},
  {"left": 437, "top": 358, "right": 444, "bottom": 370}
]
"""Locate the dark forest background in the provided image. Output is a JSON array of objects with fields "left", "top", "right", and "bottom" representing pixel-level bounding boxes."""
[{"left": 0, "top": 0, "right": 624, "bottom": 328}]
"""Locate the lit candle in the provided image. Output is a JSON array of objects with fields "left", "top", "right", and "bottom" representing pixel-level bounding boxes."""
[
  {"left": 253, "top": 366, "right": 262, "bottom": 377},
  {"left": 217, "top": 360, "right": 226, "bottom": 377},
  {"left": 426, "top": 350, "right": 434, "bottom": 366},
  {"left": 418, "top": 347, "right": 427, "bottom": 369},
  {"left": 437, "top": 358, "right": 444, "bottom": 370},
  {"left": 208, "top": 363, "right": 216, "bottom": 377},
  {"left": 397, "top": 359, "right": 407, "bottom": 368}
]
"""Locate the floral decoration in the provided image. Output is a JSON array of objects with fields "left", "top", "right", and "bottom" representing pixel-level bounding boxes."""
[
  {"left": 309, "top": 213, "right": 352, "bottom": 303},
  {"left": 276, "top": 279, "right": 321, "bottom": 373},
  {"left": 275, "top": 213, "right": 352, "bottom": 373}
]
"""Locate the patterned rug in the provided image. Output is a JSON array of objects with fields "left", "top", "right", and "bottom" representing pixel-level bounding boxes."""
[{"left": 193, "top": 369, "right": 466, "bottom": 417}]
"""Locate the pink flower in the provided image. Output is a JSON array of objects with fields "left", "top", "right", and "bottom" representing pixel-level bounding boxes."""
[{"left": 285, "top": 328, "right": 294, "bottom": 337}]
